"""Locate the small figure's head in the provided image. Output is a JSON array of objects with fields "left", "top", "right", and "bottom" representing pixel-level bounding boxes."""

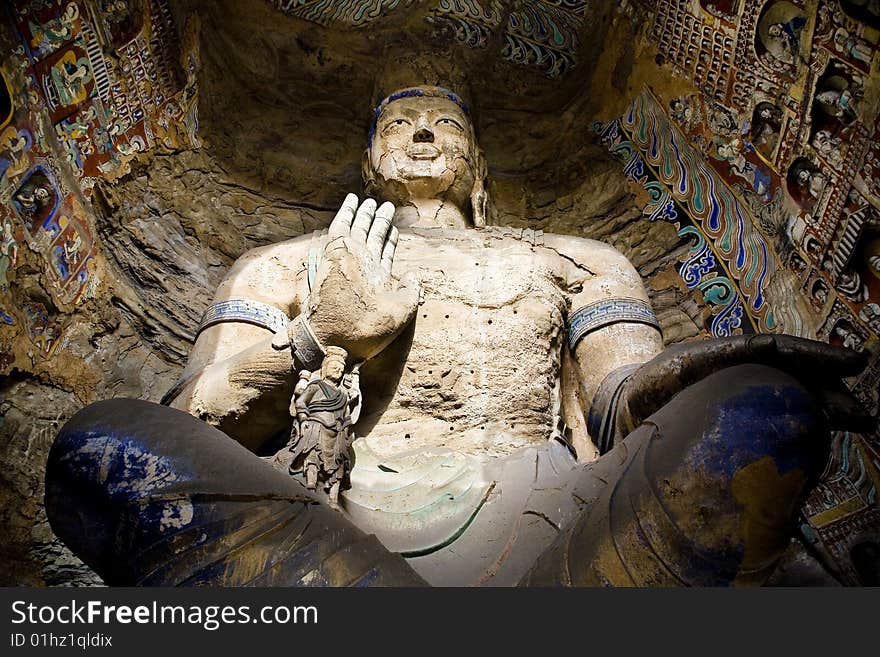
[
  {"left": 860, "top": 303, "right": 880, "bottom": 331},
  {"left": 321, "top": 346, "right": 347, "bottom": 384},
  {"left": 768, "top": 23, "right": 784, "bottom": 38},
  {"left": 363, "top": 86, "right": 488, "bottom": 226},
  {"left": 816, "top": 90, "right": 842, "bottom": 107}
]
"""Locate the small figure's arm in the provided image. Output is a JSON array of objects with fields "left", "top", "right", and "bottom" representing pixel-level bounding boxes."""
[
  {"left": 290, "top": 370, "right": 313, "bottom": 424},
  {"left": 342, "top": 364, "right": 362, "bottom": 424},
  {"left": 294, "top": 380, "right": 318, "bottom": 424}
]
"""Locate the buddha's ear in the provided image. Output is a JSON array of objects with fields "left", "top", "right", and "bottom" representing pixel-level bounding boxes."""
[
  {"left": 471, "top": 146, "right": 489, "bottom": 228},
  {"left": 361, "top": 148, "right": 377, "bottom": 197}
]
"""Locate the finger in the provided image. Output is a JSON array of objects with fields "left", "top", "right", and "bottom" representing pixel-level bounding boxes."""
[
  {"left": 367, "top": 201, "right": 395, "bottom": 258},
  {"left": 328, "top": 194, "right": 358, "bottom": 238},
  {"left": 621, "top": 335, "right": 870, "bottom": 430},
  {"left": 322, "top": 235, "right": 349, "bottom": 257},
  {"left": 380, "top": 225, "right": 399, "bottom": 274},
  {"left": 350, "top": 198, "right": 377, "bottom": 244},
  {"left": 755, "top": 334, "right": 868, "bottom": 378}
]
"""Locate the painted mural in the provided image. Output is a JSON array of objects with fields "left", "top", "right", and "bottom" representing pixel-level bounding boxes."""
[
  {"left": 615, "top": 0, "right": 880, "bottom": 585},
  {"left": 0, "top": 0, "right": 200, "bottom": 374},
  {"left": 269, "top": 0, "right": 590, "bottom": 79},
  {"left": 596, "top": 112, "right": 753, "bottom": 338},
  {"left": 10, "top": 0, "right": 192, "bottom": 189}
]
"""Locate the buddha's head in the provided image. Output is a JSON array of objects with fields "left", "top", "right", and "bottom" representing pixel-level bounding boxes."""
[{"left": 363, "top": 86, "right": 488, "bottom": 227}]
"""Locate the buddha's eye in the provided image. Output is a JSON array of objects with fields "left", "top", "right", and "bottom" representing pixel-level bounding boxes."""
[
  {"left": 436, "top": 117, "right": 463, "bottom": 130},
  {"left": 382, "top": 118, "right": 411, "bottom": 134}
]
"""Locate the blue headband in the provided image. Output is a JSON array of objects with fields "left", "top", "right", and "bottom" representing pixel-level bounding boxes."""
[{"left": 368, "top": 86, "right": 470, "bottom": 146}]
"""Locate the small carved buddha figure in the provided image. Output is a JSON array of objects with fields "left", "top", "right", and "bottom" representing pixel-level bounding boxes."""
[
  {"left": 47, "top": 87, "right": 872, "bottom": 587},
  {"left": 289, "top": 347, "right": 353, "bottom": 510}
]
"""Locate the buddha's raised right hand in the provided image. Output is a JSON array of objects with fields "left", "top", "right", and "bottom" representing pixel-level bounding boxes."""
[{"left": 303, "top": 194, "right": 419, "bottom": 363}]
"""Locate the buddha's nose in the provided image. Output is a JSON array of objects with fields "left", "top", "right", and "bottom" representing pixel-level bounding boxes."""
[{"left": 413, "top": 119, "right": 434, "bottom": 143}]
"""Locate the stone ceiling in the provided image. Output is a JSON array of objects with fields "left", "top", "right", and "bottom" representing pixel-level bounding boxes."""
[
  {"left": 170, "top": 0, "right": 634, "bottom": 204},
  {"left": 269, "top": 1, "right": 597, "bottom": 80}
]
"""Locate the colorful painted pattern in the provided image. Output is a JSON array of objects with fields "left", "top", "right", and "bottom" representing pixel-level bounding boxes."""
[
  {"left": 597, "top": 117, "right": 751, "bottom": 338},
  {"left": 567, "top": 297, "right": 660, "bottom": 350},
  {"left": 23, "top": 301, "right": 63, "bottom": 357},
  {"left": 502, "top": 1, "right": 582, "bottom": 79},
  {"left": 10, "top": 0, "right": 193, "bottom": 189},
  {"left": 802, "top": 431, "right": 880, "bottom": 584},
  {"left": 640, "top": 0, "right": 880, "bottom": 582},
  {"left": 647, "top": 0, "right": 880, "bottom": 346},
  {"left": 613, "top": 91, "right": 782, "bottom": 333},
  {"left": 271, "top": 0, "right": 413, "bottom": 26},
  {"left": 0, "top": 0, "right": 200, "bottom": 367},
  {"left": 269, "top": 0, "right": 588, "bottom": 78},
  {"left": 0, "top": 0, "right": 198, "bottom": 316}
]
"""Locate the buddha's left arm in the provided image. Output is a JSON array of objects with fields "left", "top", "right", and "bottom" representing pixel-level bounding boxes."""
[
  {"left": 549, "top": 236, "right": 663, "bottom": 400},
  {"left": 545, "top": 236, "right": 871, "bottom": 458},
  {"left": 543, "top": 235, "right": 664, "bottom": 456}
]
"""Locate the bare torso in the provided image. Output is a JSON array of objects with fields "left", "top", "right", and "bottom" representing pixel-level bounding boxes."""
[
  {"left": 360, "top": 227, "right": 584, "bottom": 457},
  {"left": 175, "top": 225, "right": 662, "bottom": 461}
]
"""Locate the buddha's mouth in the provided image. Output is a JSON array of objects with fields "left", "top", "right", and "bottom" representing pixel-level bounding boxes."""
[{"left": 407, "top": 144, "right": 440, "bottom": 159}]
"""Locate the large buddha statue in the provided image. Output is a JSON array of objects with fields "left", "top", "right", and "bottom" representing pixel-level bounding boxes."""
[{"left": 46, "top": 86, "right": 872, "bottom": 586}]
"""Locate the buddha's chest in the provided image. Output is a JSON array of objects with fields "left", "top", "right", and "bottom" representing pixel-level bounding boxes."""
[
  {"left": 383, "top": 230, "right": 570, "bottom": 416},
  {"left": 392, "top": 229, "right": 570, "bottom": 330},
  {"left": 360, "top": 229, "right": 580, "bottom": 456}
]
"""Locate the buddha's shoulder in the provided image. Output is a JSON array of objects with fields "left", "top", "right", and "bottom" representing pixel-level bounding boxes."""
[
  {"left": 395, "top": 226, "right": 637, "bottom": 273},
  {"left": 224, "top": 231, "right": 323, "bottom": 279},
  {"left": 539, "top": 232, "right": 638, "bottom": 273}
]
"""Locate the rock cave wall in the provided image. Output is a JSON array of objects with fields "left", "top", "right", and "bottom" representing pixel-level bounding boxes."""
[{"left": 0, "top": 0, "right": 877, "bottom": 585}]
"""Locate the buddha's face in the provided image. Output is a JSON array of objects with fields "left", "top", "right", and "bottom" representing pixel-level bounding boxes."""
[{"left": 366, "top": 94, "right": 477, "bottom": 208}]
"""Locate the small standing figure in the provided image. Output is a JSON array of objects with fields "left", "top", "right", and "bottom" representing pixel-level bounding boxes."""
[
  {"left": 767, "top": 16, "right": 807, "bottom": 64},
  {"left": 833, "top": 27, "right": 874, "bottom": 67},
  {"left": 288, "top": 346, "right": 357, "bottom": 510}
]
